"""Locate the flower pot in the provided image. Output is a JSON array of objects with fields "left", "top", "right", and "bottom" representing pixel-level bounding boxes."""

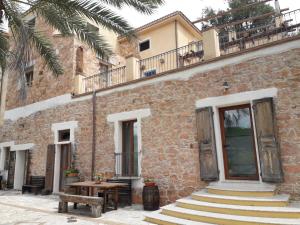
[
  {"left": 95, "top": 180, "right": 102, "bottom": 184},
  {"left": 144, "top": 182, "right": 156, "bottom": 187},
  {"left": 67, "top": 173, "right": 79, "bottom": 177}
]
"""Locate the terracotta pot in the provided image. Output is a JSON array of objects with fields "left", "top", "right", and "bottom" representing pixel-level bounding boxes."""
[
  {"left": 144, "top": 182, "right": 156, "bottom": 187},
  {"left": 67, "top": 173, "right": 79, "bottom": 177},
  {"left": 95, "top": 180, "right": 102, "bottom": 184}
]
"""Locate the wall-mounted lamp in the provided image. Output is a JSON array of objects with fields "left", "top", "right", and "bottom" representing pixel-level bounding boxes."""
[{"left": 223, "top": 81, "right": 230, "bottom": 91}]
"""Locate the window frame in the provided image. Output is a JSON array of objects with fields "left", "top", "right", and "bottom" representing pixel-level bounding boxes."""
[
  {"left": 25, "top": 66, "right": 34, "bottom": 87},
  {"left": 139, "top": 39, "right": 151, "bottom": 52}
]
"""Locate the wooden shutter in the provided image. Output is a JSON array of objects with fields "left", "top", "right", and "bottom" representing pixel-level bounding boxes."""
[
  {"left": 196, "top": 107, "right": 219, "bottom": 181},
  {"left": 45, "top": 144, "right": 55, "bottom": 192},
  {"left": 253, "top": 98, "right": 283, "bottom": 183}
]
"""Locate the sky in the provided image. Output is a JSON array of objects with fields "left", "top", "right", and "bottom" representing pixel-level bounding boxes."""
[{"left": 116, "top": 0, "right": 300, "bottom": 28}]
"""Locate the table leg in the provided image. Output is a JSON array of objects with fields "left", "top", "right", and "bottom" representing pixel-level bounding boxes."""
[
  {"left": 87, "top": 187, "right": 90, "bottom": 196},
  {"left": 114, "top": 188, "right": 119, "bottom": 210},
  {"left": 102, "top": 190, "right": 107, "bottom": 213}
]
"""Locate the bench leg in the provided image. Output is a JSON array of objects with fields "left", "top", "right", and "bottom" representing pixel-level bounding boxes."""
[
  {"left": 91, "top": 205, "right": 102, "bottom": 218},
  {"left": 58, "top": 201, "right": 68, "bottom": 213}
]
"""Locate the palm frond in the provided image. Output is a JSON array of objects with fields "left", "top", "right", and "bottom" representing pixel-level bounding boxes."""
[{"left": 31, "top": 31, "right": 63, "bottom": 75}]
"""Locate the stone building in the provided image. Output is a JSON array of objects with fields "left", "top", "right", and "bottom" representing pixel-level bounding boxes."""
[{"left": 0, "top": 6, "right": 300, "bottom": 224}]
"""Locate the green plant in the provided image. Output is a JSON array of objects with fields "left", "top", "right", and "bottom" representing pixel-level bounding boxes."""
[
  {"left": 144, "top": 177, "right": 155, "bottom": 183},
  {"left": 64, "top": 168, "right": 79, "bottom": 176},
  {"left": 94, "top": 172, "right": 104, "bottom": 181}
]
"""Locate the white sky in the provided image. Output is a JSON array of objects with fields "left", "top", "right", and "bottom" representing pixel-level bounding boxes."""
[{"left": 116, "top": 0, "right": 300, "bottom": 28}]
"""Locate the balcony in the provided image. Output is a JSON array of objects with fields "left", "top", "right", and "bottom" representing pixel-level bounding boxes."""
[{"left": 76, "top": 9, "right": 300, "bottom": 95}]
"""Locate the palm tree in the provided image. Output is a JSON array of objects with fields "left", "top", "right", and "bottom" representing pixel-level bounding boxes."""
[{"left": 0, "top": 0, "right": 163, "bottom": 99}]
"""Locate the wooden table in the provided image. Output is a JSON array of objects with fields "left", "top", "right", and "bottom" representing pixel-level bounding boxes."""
[{"left": 68, "top": 181, "right": 128, "bottom": 213}]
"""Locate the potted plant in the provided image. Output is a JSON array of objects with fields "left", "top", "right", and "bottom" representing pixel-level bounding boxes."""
[
  {"left": 94, "top": 173, "right": 104, "bottom": 184},
  {"left": 144, "top": 178, "right": 156, "bottom": 187},
  {"left": 64, "top": 168, "right": 79, "bottom": 177}
]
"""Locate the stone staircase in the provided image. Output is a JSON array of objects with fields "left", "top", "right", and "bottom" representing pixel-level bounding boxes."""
[{"left": 144, "top": 182, "right": 300, "bottom": 225}]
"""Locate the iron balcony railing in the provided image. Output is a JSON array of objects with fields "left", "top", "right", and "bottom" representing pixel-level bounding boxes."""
[
  {"left": 139, "top": 41, "right": 204, "bottom": 78},
  {"left": 218, "top": 9, "right": 300, "bottom": 55},
  {"left": 114, "top": 152, "right": 140, "bottom": 177},
  {"left": 82, "top": 66, "right": 126, "bottom": 92}
]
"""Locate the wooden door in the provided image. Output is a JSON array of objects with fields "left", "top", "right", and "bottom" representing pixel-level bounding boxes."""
[
  {"left": 253, "top": 98, "right": 283, "bottom": 183},
  {"left": 45, "top": 145, "right": 55, "bottom": 192},
  {"left": 7, "top": 151, "right": 16, "bottom": 189},
  {"left": 219, "top": 104, "right": 259, "bottom": 180},
  {"left": 122, "top": 120, "right": 138, "bottom": 177},
  {"left": 196, "top": 107, "right": 219, "bottom": 181},
  {"left": 23, "top": 150, "right": 30, "bottom": 185},
  {"left": 59, "top": 144, "right": 71, "bottom": 191}
]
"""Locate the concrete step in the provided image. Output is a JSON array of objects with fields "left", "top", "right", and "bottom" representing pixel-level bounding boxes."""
[
  {"left": 207, "top": 182, "right": 276, "bottom": 197},
  {"left": 192, "top": 190, "right": 289, "bottom": 207},
  {"left": 161, "top": 204, "right": 300, "bottom": 225},
  {"left": 144, "top": 210, "right": 213, "bottom": 225},
  {"left": 176, "top": 198, "right": 300, "bottom": 218}
]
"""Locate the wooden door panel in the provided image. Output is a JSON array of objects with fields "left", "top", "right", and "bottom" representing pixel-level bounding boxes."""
[
  {"left": 45, "top": 145, "right": 55, "bottom": 192},
  {"left": 253, "top": 98, "right": 283, "bottom": 183},
  {"left": 7, "top": 151, "right": 16, "bottom": 189},
  {"left": 196, "top": 107, "right": 219, "bottom": 181}
]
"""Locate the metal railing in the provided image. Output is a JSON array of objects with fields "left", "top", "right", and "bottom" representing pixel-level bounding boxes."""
[
  {"left": 219, "top": 9, "right": 300, "bottom": 55},
  {"left": 83, "top": 66, "right": 126, "bottom": 92},
  {"left": 139, "top": 41, "right": 204, "bottom": 78},
  {"left": 114, "top": 152, "right": 139, "bottom": 177}
]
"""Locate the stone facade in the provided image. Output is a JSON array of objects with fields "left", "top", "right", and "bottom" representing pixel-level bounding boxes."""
[
  {"left": 1, "top": 40, "right": 300, "bottom": 204},
  {"left": 5, "top": 17, "right": 102, "bottom": 110}
]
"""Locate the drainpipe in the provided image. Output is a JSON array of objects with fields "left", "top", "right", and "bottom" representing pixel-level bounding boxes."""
[
  {"left": 175, "top": 20, "right": 179, "bottom": 68},
  {"left": 91, "top": 90, "right": 96, "bottom": 180}
]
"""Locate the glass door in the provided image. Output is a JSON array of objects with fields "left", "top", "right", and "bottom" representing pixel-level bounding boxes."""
[{"left": 219, "top": 104, "right": 259, "bottom": 180}]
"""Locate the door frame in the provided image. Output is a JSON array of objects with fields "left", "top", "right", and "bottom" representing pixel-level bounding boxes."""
[{"left": 219, "top": 104, "right": 259, "bottom": 181}]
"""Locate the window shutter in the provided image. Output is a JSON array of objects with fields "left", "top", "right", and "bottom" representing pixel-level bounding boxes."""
[
  {"left": 196, "top": 107, "right": 219, "bottom": 181},
  {"left": 252, "top": 98, "right": 283, "bottom": 183},
  {"left": 45, "top": 144, "right": 55, "bottom": 192}
]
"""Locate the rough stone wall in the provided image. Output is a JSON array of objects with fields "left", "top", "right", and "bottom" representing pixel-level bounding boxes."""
[
  {"left": 6, "top": 17, "right": 75, "bottom": 110},
  {"left": 0, "top": 47, "right": 299, "bottom": 204},
  {"left": 5, "top": 17, "right": 102, "bottom": 110}
]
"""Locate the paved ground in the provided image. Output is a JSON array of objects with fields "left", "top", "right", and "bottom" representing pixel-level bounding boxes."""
[{"left": 0, "top": 191, "right": 154, "bottom": 225}]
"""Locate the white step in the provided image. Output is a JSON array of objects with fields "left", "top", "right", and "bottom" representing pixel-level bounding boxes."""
[
  {"left": 144, "top": 210, "right": 213, "bottom": 225},
  {"left": 161, "top": 204, "right": 300, "bottom": 225},
  {"left": 193, "top": 190, "right": 289, "bottom": 204},
  {"left": 177, "top": 198, "right": 300, "bottom": 213},
  {"left": 208, "top": 181, "right": 276, "bottom": 192}
]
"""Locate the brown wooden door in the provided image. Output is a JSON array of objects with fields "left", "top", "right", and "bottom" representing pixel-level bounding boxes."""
[
  {"left": 122, "top": 120, "right": 138, "bottom": 177},
  {"left": 219, "top": 104, "right": 259, "bottom": 180},
  {"left": 45, "top": 145, "right": 55, "bottom": 192},
  {"left": 7, "top": 151, "right": 16, "bottom": 189},
  {"left": 59, "top": 144, "right": 71, "bottom": 191},
  {"left": 196, "top": 107, "right": 219, "bottom": 181},
  {"left": 253, "top": 98, "right": 283, "bottom": 183}
]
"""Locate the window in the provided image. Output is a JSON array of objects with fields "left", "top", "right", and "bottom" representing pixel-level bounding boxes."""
[
  {"left": 122, "top": 120, "right": 138, "bottom": 177},
  {"left": 139, "top": 40, "right": 150, "bottom": 52},
  {"left": 58, "top": 129, "right": 71, "bottom": 142},
  {"left": 25, "top": 66, "right": 34, "bottom": 87},
  {"left": 144, "top": 69, "right": 156, "bottom": 77}
]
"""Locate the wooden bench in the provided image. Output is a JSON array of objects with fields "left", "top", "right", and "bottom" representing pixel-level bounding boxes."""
[
  {"left": 58, "top": 194, "right": 103, "bottom": 218},
  {"left": 22, "top": 176, "right": 45, "bottom": 195}
]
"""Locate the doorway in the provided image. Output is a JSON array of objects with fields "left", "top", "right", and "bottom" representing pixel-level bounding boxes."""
[
  {"left": 122, "top": 120, "right": 138, "bottom": 177},
  {"left": 219, "top": 104, "right": 259, "bottom": 180},
  {"left": 59, "top": 144, "right": 71, "bottom": 191}
]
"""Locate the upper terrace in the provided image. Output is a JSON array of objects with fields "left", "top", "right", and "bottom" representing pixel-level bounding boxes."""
[{"left": 74, "top": 9, "right": 300, "bottom": 95}]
